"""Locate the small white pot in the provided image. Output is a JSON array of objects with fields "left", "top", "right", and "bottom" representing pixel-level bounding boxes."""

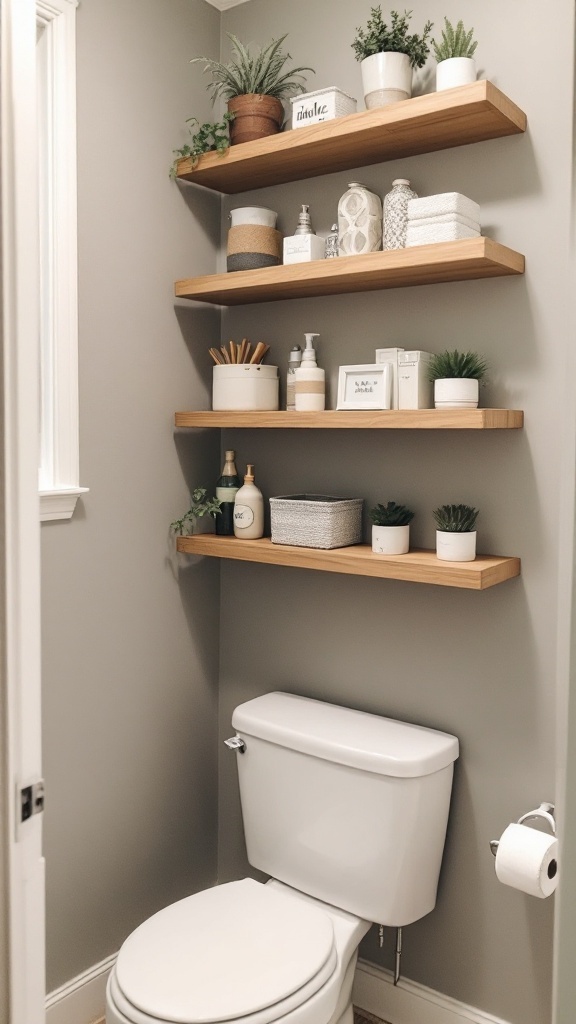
[
  {"left": 372, "top": 524, "right": 410, "bottom": 555},
  {"left": 434, "top": 378, "right": 479, "bottom": 409},
  {"left": 229, "top": 207, "right": 278, "bottom": 228},
  {"left": 361, "top": 52, "right": 413, "bottom": 109},
  {"left": 436, "top": 57, "right": 477, "bottom": 92},
  {"left": 436, "top": 530, "right": 477, "bottom": 562}
]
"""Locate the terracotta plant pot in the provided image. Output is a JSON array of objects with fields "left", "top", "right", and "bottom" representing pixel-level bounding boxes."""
[{"left": 227, "top": 94, "right": 284, "bottom": 145}]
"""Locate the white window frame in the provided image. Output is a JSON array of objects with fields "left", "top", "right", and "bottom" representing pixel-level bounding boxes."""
[{"left": 36, "top": 0, "right": 87, "bottom": 521}]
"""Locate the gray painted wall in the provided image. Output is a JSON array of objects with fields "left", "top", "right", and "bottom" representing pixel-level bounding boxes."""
[
  {"left": 41, "top": 0, "right": 222, "bottom": 991},
  {"left": 214, "top": 2, "right": 575, "bottom": 1022}
]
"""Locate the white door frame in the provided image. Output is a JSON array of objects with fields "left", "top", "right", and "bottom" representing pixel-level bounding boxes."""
[{"left": 1, "top": 0, "right": 45, "bottom": 1020}]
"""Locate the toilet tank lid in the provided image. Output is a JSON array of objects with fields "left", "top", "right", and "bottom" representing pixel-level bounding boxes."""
[{"left": 232, "top": 692, "right": 459, "bottom": 777}]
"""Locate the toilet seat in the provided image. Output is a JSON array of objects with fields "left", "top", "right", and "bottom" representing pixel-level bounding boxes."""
[{"left": 112, "top": 879, "right": 337, "bottom": 1024}]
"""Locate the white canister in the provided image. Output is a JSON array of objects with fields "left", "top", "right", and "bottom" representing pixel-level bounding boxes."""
[
  {"left": 436, "top": 530, "right": 477, "bottom": 562},
  {"left": 436, "top": 57, "right": 477, "bottom": 92},
  {"left": 212, "top": 365, "right": 279, "bottom": 411},
  {"left": 372, "top": 524, "right": 410, "bottom": 555},
  {"left": 434, "top": 378, "right": 479, "bottom": 409},
  {"left": 229, "top": 207, "right": 278, "bottom": 228}
]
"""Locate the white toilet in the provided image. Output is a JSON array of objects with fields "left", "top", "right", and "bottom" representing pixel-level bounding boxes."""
[{"left": 106, "top": 692, "right": 459, "bottom": 1024}]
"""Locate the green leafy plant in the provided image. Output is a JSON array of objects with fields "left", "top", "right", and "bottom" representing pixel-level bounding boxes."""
[
  {"left": 433, "top": 504, "right": 479, "bottom": 533},
  {"left": 171, "top": 488, "right": 222, "bottom": 535},
  {"left": 170, "top": 113, "right": 235, "bottom": 178},
  {"left": 370, "top": 501, "right": 415, "bottom": 526},
  {"left": 427, "top": 349, "right": 488, "bottom": 382},
  {"left": 352, "top": 7, "right": 433, "bottom": 69},
  {"left": 432, "top": 19, "right": 477, "bottom": 62},
  {"left": 190, "top": 33, "right": 314, "bottom": 103}
]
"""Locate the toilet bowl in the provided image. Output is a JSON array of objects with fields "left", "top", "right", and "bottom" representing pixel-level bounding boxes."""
[{"left": 106, "top": 879, "right": 370, "bottom": 1024}]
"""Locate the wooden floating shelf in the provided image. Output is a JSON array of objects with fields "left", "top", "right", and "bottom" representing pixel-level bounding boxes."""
[
  {"left": 175, "top": 409, "right": 524, "bottom": 430},
  {"left": 175, "top": 238, "right": 525, "bottom": 306},
  {"left": 176, "top": 81, "right": 526, "bottom": 194},
  {"left": 176, "top": 536, "right": 520, "bottom": 590}
]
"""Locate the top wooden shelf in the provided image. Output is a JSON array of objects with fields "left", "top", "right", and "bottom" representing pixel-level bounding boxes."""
[{"left": 175, "top": 81, "right": 527, "bottom": 194}]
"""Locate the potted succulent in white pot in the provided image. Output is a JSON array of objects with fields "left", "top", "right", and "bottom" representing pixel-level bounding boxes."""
[
  {"left": 190, "top": 33, "right": 314, "bottom": 145},
  {"left": 428, "top": 349, "right": 488, "bottom": 409},
  {"left": 352, "top": 6, "right": 433, "bottom": 109},
  {"left": 432, "top": 18, "right": 478, "bottom": 92},
  {"left": 370, "top": 500, "right": 414, "bottom": 554},
  {"left": 433, "top": 504, "right": 479, "bottom": 561}
]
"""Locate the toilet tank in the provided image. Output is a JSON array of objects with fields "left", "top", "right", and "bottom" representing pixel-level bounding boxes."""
[{"left": 232, "top": 692, "right": 459, "bottom": 927}]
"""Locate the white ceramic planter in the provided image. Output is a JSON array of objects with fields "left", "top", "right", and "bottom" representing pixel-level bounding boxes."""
[
  {"left": 434, "top": 378, "right": 479, "bottom": 409},
  {"left": 372, "top": 524, "right": 410, "bottom": 555},
  {"left": 436, "top": 530, "right": 477, "bottom": 562},
  {"left": 436, "top": 57, "right": 477, "bottom": 92},
  {"left": 360, "top": 52, "right": 412, "bottom": 108},
  {"left": 229, "top": 207, "right": 278, "bottom": 228}
]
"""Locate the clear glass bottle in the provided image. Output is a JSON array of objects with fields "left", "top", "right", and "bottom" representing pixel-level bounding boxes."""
[
  {"left": 215, "top": 450, "right": 241, "bottom": 536},
  {"left": 338, "top": 182, "right": 383, "bottom": 256},
  {"left": 383, "top": 178, "right": 418, "bottom": 249}
]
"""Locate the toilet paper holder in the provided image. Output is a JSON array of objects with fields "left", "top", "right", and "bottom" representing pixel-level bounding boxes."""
[{"left": 490, "top": 802, "right": 555, "bottom": 856}]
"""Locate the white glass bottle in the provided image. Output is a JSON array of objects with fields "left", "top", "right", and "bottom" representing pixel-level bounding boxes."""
[
  {"left": 233, "top": 465, "right": 264, "bottom": 539},
  {"left": 338, "top": 182, "right": 383, "bottom": 255},
  {"left": 383, "top": 178, "right": 418, "bottom": 249}
]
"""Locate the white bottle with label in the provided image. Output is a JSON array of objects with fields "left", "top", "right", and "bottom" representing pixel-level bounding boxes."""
[
  {"left": 233, "top": 464, "right": 264, "bottom": 539},
  {"left": 294, "top": 333, "right": 325, "bottom": 412}
]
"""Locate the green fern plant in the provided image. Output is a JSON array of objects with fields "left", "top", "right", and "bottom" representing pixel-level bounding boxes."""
[
  {"left": 370, "top": 501, "right": 415, "bottom": 526},
  {"left": 169, "top": 113, "right": 235, "bottom": 178},
  {"left": 171, "top": 488, "right": 222, "bottom": 535},
  {"left": 427, "top": 350, "right": 488, "bottom": 382},
  {"left": 352, "top": 7, "right": 433, "bottom": 69},
  {"left": 432, "top": 19, "right": 477, "bottom": 62},
  {"left": 190, "top": 33, "right": 314, "bottom": 103},
  {"left": 433, "top": 504, "right": 479, "bottom": 533}
]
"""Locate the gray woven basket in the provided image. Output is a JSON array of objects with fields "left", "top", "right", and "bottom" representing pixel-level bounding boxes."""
[{"left": 270, "top": 494, "right": 363, "bottom": 549}]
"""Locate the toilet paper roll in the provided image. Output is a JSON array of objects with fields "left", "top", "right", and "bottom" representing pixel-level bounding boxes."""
[{"left": 495, "top": 823, "right": 558, "bottom": 898}]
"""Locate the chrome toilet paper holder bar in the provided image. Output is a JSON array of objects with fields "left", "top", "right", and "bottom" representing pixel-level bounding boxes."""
[{"left": 490, "top": 802, "right": 556, "bottom": 856}]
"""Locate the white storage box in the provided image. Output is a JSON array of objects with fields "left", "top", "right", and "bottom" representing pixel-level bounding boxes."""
[
  {"left": 290, "top": 87, "right": 357, "bottom": 129},
  {"left": 270, "top": 494, "right": 363, "bottom": 549},
  {"left": 212, "top": 364, "right": 279, "bottom": 411}
]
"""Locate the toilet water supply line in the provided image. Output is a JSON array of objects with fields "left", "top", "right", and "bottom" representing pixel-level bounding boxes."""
[{"left": 379, "top": 925, "right": 403, "bottom": 985}]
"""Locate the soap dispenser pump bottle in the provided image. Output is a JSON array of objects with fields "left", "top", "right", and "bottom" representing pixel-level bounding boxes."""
[
  {"left": 294, "top": 333, "right": 325, "bottom": 412},
  {"left": 233, "top": 464, "right": 264, "bottom": 539}
]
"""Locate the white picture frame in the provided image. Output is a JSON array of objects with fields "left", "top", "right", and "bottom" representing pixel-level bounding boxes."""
[{"left": 336, "top": 363, "right": 391, "bottom": 410}]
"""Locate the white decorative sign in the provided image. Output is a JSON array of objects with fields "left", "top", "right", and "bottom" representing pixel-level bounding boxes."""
[{"left": 337, "top": 363, "right": 392, "bottom": 410}]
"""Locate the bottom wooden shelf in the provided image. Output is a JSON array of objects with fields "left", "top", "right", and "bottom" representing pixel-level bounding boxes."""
[{"left": 176, "top": 535, "right": 520, "bottom": 590}]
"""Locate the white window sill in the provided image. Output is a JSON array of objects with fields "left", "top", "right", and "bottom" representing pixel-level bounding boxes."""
[{"left": 40, "top": 487, "right": 89, "bottom": 522}]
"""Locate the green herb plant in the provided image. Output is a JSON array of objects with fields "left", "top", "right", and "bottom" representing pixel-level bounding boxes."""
[
  {"left": 352, "top": 7, "right": 433, "bottom": 69},
  {"left": 432, "top": 19, "right": 477, "bottom": 62},
  {"left": 170, "top": 113, "right": 235, "bottom": 178},
  {"left": 427, "top": 350, "right": 488, "bottom": 382},
  {"left": 171, "top": 488, "right": 222, "bottom": 535},
  {"left": 190, "top": 33, "right": 314, "bottom": 103},
  {"left": 433, "top": 504, "right": 479, "bottom": 533},
  {"left": 370, "top": 501, "right": 415, "bottom": 526}
]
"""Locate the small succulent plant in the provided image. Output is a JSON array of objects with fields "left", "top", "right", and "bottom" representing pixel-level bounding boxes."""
[
  {"left": 432, "top": 19, "right": 477, "bottom": 62},
  {"left": 427, "top": 350, "right": 488, "bottom": 382},
  {"left": 433, "top": 504, "right": 479, "bottom": 533},
  {"left": 370, "top": 501, "right": 415, "bottom": 526}
]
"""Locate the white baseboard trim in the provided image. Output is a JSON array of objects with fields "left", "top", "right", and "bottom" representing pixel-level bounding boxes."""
[
  {"left": 46, "top": 952, "right": 116, "bottom": 1024},
  {"left": 353, "top": 958, "right": 512, "bottom": 1024}
]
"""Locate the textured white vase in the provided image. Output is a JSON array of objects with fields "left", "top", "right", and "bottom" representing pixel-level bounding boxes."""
[
  {"left": 383, "top": 179, "right": 418, "bottom": 249},
  {"left": 338, "top": 182, "right": 383, "bottom": 256},
  {"left": 436, "top": 57, "right": 477, "bottom": 92},
  {"left": 436, "top": 530, "right": 477, "bottom": 562},
  {"left": 360, "top": 52, "right": 412, "bottom": 108},
  {"left": 434, "top": 378, "right": 479, "bottom": 409},
  {"left": 372, "top": 524, "right": 410, "bottom": 555}
]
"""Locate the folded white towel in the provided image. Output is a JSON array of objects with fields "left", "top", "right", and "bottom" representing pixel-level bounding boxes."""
[
  {"left": 406, "top": 222, "right": 481, "bottom": 246},
  {"left": 407, "top": 211, "right": 480, "bottom": 231},
  {"left": 407, "top": 192, "right": 480, "bottom": 223}
]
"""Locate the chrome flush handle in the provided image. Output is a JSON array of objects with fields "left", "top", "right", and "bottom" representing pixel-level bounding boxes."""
[{"left": 224, "top": 735, "right": 246, "bottom": 753}]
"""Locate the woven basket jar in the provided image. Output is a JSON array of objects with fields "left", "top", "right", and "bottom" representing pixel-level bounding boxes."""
[{"left": 227, "top": 224, "right": 283, "bottom": 272}]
